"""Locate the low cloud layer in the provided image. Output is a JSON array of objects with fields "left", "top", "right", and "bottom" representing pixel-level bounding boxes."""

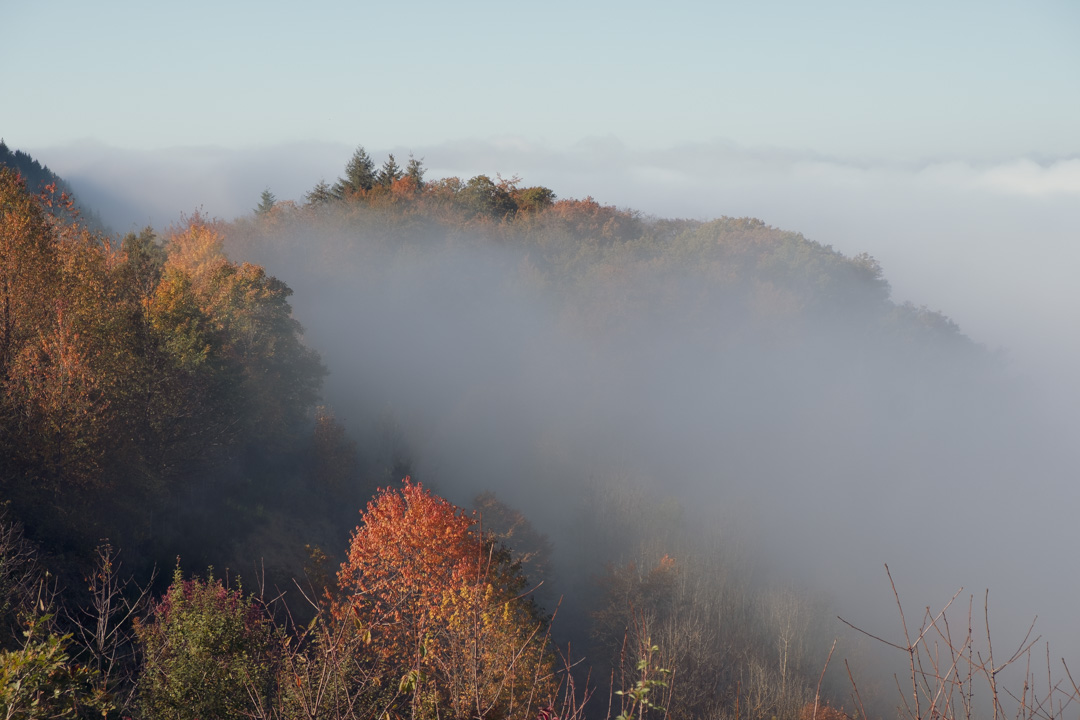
[{"left": 36, "top": 137, "right": 1080, "bottom": 401}]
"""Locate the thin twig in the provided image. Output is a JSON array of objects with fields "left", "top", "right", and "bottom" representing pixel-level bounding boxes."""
[{"left": 811, "top": 639, "right": 838, "bottom": 720}]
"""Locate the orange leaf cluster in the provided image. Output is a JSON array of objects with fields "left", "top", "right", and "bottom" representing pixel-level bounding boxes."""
[
  {"left": 334, "top": 478, "right": 482, "bottom": 669},
  {"left": 333, "top": 479, "right": 556, "bottom": 720}
]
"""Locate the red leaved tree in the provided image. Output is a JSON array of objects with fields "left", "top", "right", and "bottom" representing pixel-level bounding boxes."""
[{"left": 333, "top": 478, "right": 555, "bottom": 720}]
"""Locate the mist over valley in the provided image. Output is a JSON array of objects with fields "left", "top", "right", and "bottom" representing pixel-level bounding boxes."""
[{"left": 1, "top": 140, "right": 1077, "bottom": 719}]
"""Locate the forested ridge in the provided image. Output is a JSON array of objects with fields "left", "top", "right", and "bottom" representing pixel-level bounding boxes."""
[
  {"left": 0, "top": 141, "right": 107, "bottom": 233},
  {"left": 0, "top": 146, "right": 1022, "bottom": 720}
]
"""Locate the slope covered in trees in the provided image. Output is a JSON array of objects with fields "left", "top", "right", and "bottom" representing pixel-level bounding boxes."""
[
  {"left": 0, "top": 168, "right": 327, "bottom": 578},
  {"left": 0, "top": 142, "right": 74, "bottom": 200},
  {"left": 0, "top": 144, "right": 1046, "bottom": 720},
  {"left": 0, "top": 142, "right": 107, "bottom": 232}
]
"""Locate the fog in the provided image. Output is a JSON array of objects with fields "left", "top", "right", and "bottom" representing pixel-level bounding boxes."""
[
  {"left": 42, "top": 136, "right": 1080, "bottom": 396},
  {"left": 229, "top": 213, "right": 1076, "bottom": 669},
  {"left": 34, "top": 137, "right": 1080, "bottom": 694}
]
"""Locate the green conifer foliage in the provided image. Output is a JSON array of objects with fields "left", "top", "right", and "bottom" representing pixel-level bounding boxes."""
[
  {"left": 255, "top": 188, "right": 277, "bottom": 215},
  {"left": 333, "top": 145, "right": 376, "bottom": 198}
]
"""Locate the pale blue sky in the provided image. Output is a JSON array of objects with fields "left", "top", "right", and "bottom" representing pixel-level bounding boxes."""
[{"left": 4, "top": 0, "right": 1078, "bottom": 160}]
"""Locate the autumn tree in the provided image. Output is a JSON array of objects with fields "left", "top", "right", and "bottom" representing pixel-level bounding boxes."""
[
  {"left": 0, "top": 172, "right": 120, "bottom": 496},
  {"left": 458, "top": 175, "right": 518, "bottom": 221},
  {"left": 513, "top": 186, "right": 556, "bottom": 214},
  {"left": 544, "top": 196, "right": 641, "bottom": 245},
  {"left": 109, "top": 228, "right": 188, "bottom": 469},
  {"left": 334, "top": 479, "right": 555, "bottom": 720},
  {"left": 201, "top": 260, "right": 324, "bottom": 443},
  {"left": 5, "top": 300, "right": 110, "bottom": 492},
  {"left": 118, "top": 228, "right": 166, "bottom": 302},
  {"left": 137, "top": 265, "right": 226, "bottom": 470},
  {"left": 163, "top": 213, "right": 227, "bottom": 296},
  {"left": 0, "top": 164, "right": 334, "bottom": 574},
  {"left": 163, "top": 215, "right": 324, "bottom": 447},
  {"left": 0, "top": 168, "right": 57, "bottom": 381}
]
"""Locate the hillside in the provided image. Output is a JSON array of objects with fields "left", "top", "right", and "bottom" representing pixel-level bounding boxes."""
[
  {"left": 0, "top": 141, "right": 108, "bottom": 232},
  {"left": 0, "top": 149, "right": 1037, "bottom": 720}
]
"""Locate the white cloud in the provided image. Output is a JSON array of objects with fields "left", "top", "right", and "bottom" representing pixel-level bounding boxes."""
[{"left": 978, "top": 158, "right": 1080, "bottom": 197}]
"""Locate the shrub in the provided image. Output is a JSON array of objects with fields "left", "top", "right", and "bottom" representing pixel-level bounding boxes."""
[
  {"left": 134, "top": 567, "right": 274, "bottom": 720},
  {"left": 0, "top": 616, "right": 111, "bottom": 720}
]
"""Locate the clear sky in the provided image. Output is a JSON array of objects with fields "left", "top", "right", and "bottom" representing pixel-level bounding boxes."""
[{"left": 3, "top": 0, "right": 1078, "bottom": 160}]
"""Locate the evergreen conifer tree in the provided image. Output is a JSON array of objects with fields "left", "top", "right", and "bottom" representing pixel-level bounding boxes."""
[
  {"left": 376, "top": 154, "right": 403, "bottom": 188},
  {"left": 332, "top": 145, "right": 376, "bottom": 198},
  {"left": 305, "top": 179, "right": 333, "bottom": 206},
  {"left": 255, "top": 188, "right": 276, "bottom": 215},
  {"left": 405, "top": 154, "right": 426, "bottom": 189}
]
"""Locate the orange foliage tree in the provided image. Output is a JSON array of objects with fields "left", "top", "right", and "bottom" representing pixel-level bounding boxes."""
[
  {"left": 333, "top": 478, "right": 555, "bottom": 720},
  {"left": 0, "top": 170, "right": 117, "bottom": 493},
  {"left": 166, "top": 215, "right": 324, "bottom": 442}
]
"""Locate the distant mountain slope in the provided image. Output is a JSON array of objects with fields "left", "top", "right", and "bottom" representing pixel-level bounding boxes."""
[{"left": 0, "top": 140, "right": 108, "bottom": 232}]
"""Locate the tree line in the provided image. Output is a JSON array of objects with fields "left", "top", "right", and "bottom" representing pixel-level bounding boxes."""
[{"left": 0, "top": 168, "right": 327, "bottom": 572}]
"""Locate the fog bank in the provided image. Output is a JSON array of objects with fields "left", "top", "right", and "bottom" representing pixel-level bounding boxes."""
[
  {"left": 35, "top": 136, "right": 1080, "bottom": 668},
  {"left": 218, "top": 197, "right": 1080, "bottom": 682},
  {"left": 39, "top": 136, "right": 1080, "bottom": 400}
]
